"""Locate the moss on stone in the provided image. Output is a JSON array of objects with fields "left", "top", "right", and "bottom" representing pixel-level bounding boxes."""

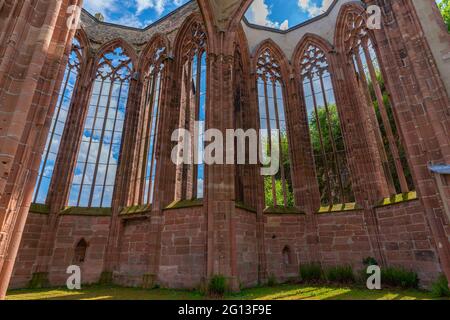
[
  {"left": 264, "top": 206, "right": 305, "bottom": 215},
  {"left": 317, "top": 202, "right": 361, "bottom": 214},
  {"left": 29, "top": 203, "right": 50, "bottom": 215},
  {"left": 120, "top": 205, "right": 152, "bottom": 216},
  {"left": 60, "top": 207, "right": 112, "bottom": 217},
  {"left": 376, "top": 191, "right": 418, "bottom": 208}
]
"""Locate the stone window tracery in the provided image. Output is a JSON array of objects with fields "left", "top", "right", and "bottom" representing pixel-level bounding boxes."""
[
  {"left": 345, "top": 11, "right": 414, "bottom": 194},
  {"left": 175, "top": 21, "right": 207, "bottom": 200},
  {"left": 68, "top": 47, "right": 132, "bottom": 208},
  {"left": 133, "top": 41, "right": 167, "bottom": 206},
  {"left": 256, "top": 48, "right": 294, "bottom": 208},
  {"left": 299, "top": 44, "right": 354, "bottom": 206},
  {"left": 33, "top": 38, "right": 83, "bottom": 204}
]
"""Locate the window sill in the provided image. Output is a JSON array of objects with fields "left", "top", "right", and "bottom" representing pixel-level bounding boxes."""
[
  {"left": 120, "top": 205, "right": 152, "bottom": 216},
  {"left": 60, "top": 207, "right": 112, "bottom": 217},
  {"left": 317, "top": 202, "right": 361, "bottom": 214},
  {"left": 264, "top": 206, "right": 305, "bottom": 215},
  {"left": 375, "top": 191, "right": 418, "bottom": 208},
  {"left": 164, "top": 199, "right": 204, "bottom": 210},
  {"left": 30, "top": 203, "right": 50, "bottom": 215}
]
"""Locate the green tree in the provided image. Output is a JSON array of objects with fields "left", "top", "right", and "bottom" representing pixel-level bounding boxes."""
[
  {"left": 309, "top": 104, "right": 353, "bottom": 205},
  {"left": 263, "top": 133, "right": 294, "bottom": 208},
  {"left": 438, "top": 0, "right": 450, "bottom": 32}
]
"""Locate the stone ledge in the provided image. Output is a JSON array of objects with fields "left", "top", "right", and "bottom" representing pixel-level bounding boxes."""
[
  {"left": 164, "top": 199, "right": 204, "bottom": 210},
  {"left": 60, "top": 207, "right": 112, "bottom": 217},
  {"left": 30, "top": 203, "right": 50, "bottom": 215},
  {"left": 120, "top": 205, "right": 152, "bottom": 217},
  {"left": 375, "top": 191, "right": 418, "bottom": 208},
  {"left": 264, "top": 206, "right": 306, "bottom": 215},
  {"left": 317, "top": 202, "right": 361, "bottom": 214}
]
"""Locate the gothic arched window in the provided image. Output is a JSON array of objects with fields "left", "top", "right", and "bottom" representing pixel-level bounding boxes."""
[
  {"left": 133, "top": 42, "right": 167, "bottom": 205},
  {"left": 33, "top": 38, "right": 83, "bottom": 204},
  {"left": 175, "top": 22, "right": 207, "bottom": 200},
  {"left": 256, "top": 47, "right": 294, "bottom": 208},
  {"left": 344, "top": 11, "right": 413, "bottom": 194},
  {"left": 299, "top": 44, "right": 354, "bottom": 206},
  {"left": 68, "top": 47, "right": 133, "bottom": 208}
]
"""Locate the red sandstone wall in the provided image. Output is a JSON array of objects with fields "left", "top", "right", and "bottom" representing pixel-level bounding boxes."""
[
  {"left": 375, "top": 200, "right": 442, "bottom": 285},
  {"left": 264, "top": 214, "right": 308, "bottom": 281},
  {"left": 10, "top": 214, "right": 48, "bottom": 289},
  {"left": 116, "top": 218, "right": 151, "bottom": 287},
  {"left": 235, "top": 209, "right": 258, "bottom": 288},
  {"left": 316, "top": 210, "right": 372, "bottom": 269},
  {"left": 47, "top": 215, "right": 111, "bottom": 286},
  {"left": 158, "top": 207, "right": 206, "bottom": 289}
]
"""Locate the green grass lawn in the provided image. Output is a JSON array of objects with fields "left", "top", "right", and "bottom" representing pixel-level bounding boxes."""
[{"left": 6, "top": 284, "right": 446, "bottom": 300}]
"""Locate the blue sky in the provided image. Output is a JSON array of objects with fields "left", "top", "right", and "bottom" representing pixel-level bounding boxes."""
[{"left": 83, "top": 0, "right": 334, "bottom": 30}]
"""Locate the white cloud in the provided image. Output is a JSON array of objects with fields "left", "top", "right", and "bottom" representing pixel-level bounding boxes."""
[
  {"left": 247, "top": 0, "right": 289, "bottom": 30},
  {"left": 297, "top": 0, "right": 333, "bottom": 17}
]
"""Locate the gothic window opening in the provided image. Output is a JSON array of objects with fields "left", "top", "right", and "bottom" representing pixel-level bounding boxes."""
[
  {"left": 300, "top": 44, "right": 354, "bottom": 206},
  {"left": 68, "top": 47, "right": 133, "bottom": 208},
  {"left": 256, "top": 48, "right": 294, "bottom": 208},
  {"left": 73, "top": 239, "right": 88, "bottom": 264},
  {"left": 344, "top": 11, "right": 414, "bottom": 195},
  {"left": 33, "top": 38, "right": 83, "bottom": 204},
  {"left": 134, "top": 43, "right": 167, "bottom": 205},
  {"left": 175, "top": 22, "right": 207, "bottom": 200}
]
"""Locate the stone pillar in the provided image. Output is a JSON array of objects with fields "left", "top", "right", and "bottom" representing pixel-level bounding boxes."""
[
  {"left": 0, "top": 0, "right": 83, "bottom": 299},
  {"left": 365, "top": 0, "right": 450, "bottom": 282},
  {"left": 328, "top": 51, "right": 390, "bottom": 265},
  {"left": 203, "top": 33, "right": 239, "bottom": 291},
  {"left": 102, "top": 74, "right": 143, "bottom": 276}
]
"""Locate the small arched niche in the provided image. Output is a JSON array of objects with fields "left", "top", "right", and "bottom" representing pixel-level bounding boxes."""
[{"left": 73, "top": 239, "right": 89, "bottom": 264}]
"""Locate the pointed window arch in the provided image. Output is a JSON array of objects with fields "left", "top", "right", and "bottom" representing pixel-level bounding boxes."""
[
  {"left": 33, "top": 38, "right": 83, "bottom": 204},
  {"left": 133, "top": 40, "right": 168, "bottom": 205},
  {"left": 68, "top": 46, "right": 133, "bottom": 208},
  {"left": 343, "top": 10, "right": 414, "bottom": 194},
  {"left": 299, "top": 43, "right": 354, "bottom": 206},
  {"left": 175, "top": 21, "right": 208, "bottom": 200},
  {"left": 255, "top": 46, "right": 294, "bottom": 208}
]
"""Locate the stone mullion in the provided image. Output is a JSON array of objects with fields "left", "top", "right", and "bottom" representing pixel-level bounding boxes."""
[
  {"left": 328, "top": 52, "right": 390, "bottom": 205},
  {"left": 353, "top": 51, "right": 396, "bottom": 195},
  {"left": 368, "top": 0, "right": 450, "bottom": 281},
  {"left": 47, "top": 54, "right": 96, "bottom": 211},
  {"left": 241, "top": 66, "right": 259, "bottom": 209},
  {"left": 174, "top": 64, "right": 189, "bottom": 201},
  {"left": 137, "top": 73, "right": 159, "bottom": 204},
  {"left": 132, "top": 75, "right": 152, "bottom": 205},
  {"left": 362, "top": 43, "right": 409, "bottom": 194},
  {"left": 286, "top": 74, "right": 320, "bottom": 213},
  {"left": 0, "top": 0, "right": 83, "bottom": 300},
  {"left": 262, "top": 77, "right": 277, "bottom": 206}
]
